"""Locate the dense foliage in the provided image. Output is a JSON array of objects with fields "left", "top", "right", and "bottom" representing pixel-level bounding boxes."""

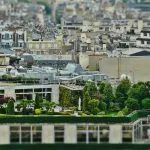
[{"left": 59, "top": 79, "right": 150, "bottom": 115}]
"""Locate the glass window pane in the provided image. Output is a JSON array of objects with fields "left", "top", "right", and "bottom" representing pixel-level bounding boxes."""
[
  {"left": 10, "top": 132, "right": 19, "bottom": 143},
  {"left": 54, "top": 125, "right": 64, "bottom": 143},
  {"left": 99, "top": 126, "right": 109, "bottom": 143},
  {"left": 24, "top": 89, "right": 33, "bottom": 93},
  {"left": 21, "top": 126, "right": 30, "bottom": 131},
  {"left": 89, "top": 132, "right": 98, "bottom": 143},
  {"left": 33, "top": 132, "right": 42, "bottom": 143},
  {"left": 10, "top": 126, "right": 19, "bottom": 131},
  {"left": 77, "top": 133, "right": 86, "bottom": 143},
  {"left": 21, "top": 132, "right": 31, "bottom": 143},
  {"left": 15, "top": 89, "right": 23, "bottom": 93},
  {"left": 34, "top": 88, "right": 42, "bottom": 92}
]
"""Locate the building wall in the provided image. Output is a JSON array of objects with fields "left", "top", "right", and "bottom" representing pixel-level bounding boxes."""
[
  {"left": 88, "top": 55, "right": 108, "bottom": 71},
  {"left": 0, "top": 55, "right": 10, "bottom": 65},
  {"left": 27, "top": 41, "right": 60, "bottom": 54},
  {"left": 100, "top": 57, "right": 150, "bottom": 82},
  {"left": 0, "top": 84, "right": 59, "bottom": 103},
  {"left": 0, "top": 122, "right": 139, "bottom": 145}
]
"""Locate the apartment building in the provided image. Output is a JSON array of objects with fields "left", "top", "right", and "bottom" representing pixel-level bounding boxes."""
[
  {"left": 27, "top": 40, "right": 61, "bottom": 55},
  {"left": 0, "top": 28, "right": 27, "bottom": 48},
  {"left": 136, "top": 29, "right": 150, "bottom": 48}
]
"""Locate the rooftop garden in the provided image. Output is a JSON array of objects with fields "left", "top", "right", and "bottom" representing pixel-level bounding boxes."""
[
  {"left": 59, "top": 79, "right": 150, "bottom": 117},
  {"left": 0, "top": 78, "right": 149, "bottom": 123},
  {"left": 1, "top": 74, "right": 40, "bottom": 84}
]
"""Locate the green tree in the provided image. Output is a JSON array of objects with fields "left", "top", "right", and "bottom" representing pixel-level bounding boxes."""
[
  {"left": 142, "top": 98, "right": 150, "bottom": 109},
  {"left": 84, "top": 81, "right": 98, "bottom": 99},
  {"left": 128, "top": 83, "right": 148, "bottom": 107},
  {"left": 103, "top": 83, "right": 114, "bottom": 110},
  {"left": 46, "top": 93, "right": 51, "bottom": 102},
  {"left": 88, "top": 99, "right": 99, "bottom": 115},
  {"left": 125, "top": 98, "right": 139, "bottom": 112},
  {"left": 82, "top": 91, "right": 90, "bottom": 112},
  {"left": 42, "top": 101, "right": 56, "bottom": 111},
  {"left": 99, "top": 101, "right": 107, "bottom": 111},
  {"left": 6, "top": 99, "right": 14, "bottom": 115},
  {"left": 98, "top": 82, "right": 106, "bottom": 94},
  {"left": 34, "top": 93, "right": 42, "bottom": 109},
  {"left": 116, "top": 79, "right": 131, "bottom": 109},
  {"left": 59, "top": 87, "right": 71, "bottom": 109}
]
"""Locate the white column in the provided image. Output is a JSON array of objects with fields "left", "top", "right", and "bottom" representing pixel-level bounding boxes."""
[
  {"left": 42, "top": 124, "right": 54, "bottom": 144},
  {"left": 109, "top": 125, "right": 122, "bottom": 143},
  {"left": 0, "top": 125, "right": 10, "bottom": 144},
  {"left": 64, "top": 124, "right": 77, "bottom": 144},
  {"left": 51, "top": 85, "right": 59, "bottom": 104}
]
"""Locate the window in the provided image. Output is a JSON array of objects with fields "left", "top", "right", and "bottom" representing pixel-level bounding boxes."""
[
  {"left": 147, "top": 41, "right": 150, "bottom": 45},
  {"left": 141, "top": 40, "right": 144, "bottom": 44},
  {"left": 47, "top": 88, "right": 52, "bottom": 92},
  {"left": 88, "top": 125, "right": 98, "bottom": 143},
  {"left": 21, "top": 126, "right": 31, "bottom": 143},
  {"left": 24, "top": 89, "right": 33, "bottom": 93},
  {"left": 0, "top": 90, "right": 4, "bottom": 94},
  {"left": 77, "top": 125, "right": 87, "bottom": 143},
  {"left": 32, "top": 126, "right": 42, "bottom": 143},
  {"left": 10, "top": 126, "right": 20, "bottom": 143},
  {"left": 5, "top": 34, "right": 9, "bottom": 40},
  {"left": 99, "top": 126, "right": 109, "bottom": 143},
  {"left": 15, "top": 89, "right": 23, "bottom": 93},
  {"left": 34, "top": 88, "right": 42, "bottom": 92},
  {"left": 122, "top": 126, "right": 132, "bottom": 143},
  {"left": 10, "top": 125, "right": 42, "bottom": 144},
  {"left": 54, "top": 125, "right": 64, "bottom": 143},
  {"left": 16, "top": 94, "right": 24, "bottom": 101},
  {"left": 144, "top": 33, "right": 147, "bottom": 36}
]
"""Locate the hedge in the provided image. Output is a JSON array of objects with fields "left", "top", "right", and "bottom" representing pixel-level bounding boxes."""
[{"left": 0, "top": 110, "right": 149, "bottom": 124}]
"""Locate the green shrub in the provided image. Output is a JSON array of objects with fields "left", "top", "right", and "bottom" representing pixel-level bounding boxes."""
[
  {"left": 122, "top": 106, "right": 129, "bottom": 115},
  {"left": 6, "top": 99, "right": 14, "bottom": 115},
  {"left": 142, "top": 98, "right": 150, "bottom": 109},
  {"left": 98, "top": 111, "right": 106, "bottom": 115},
  {"left": 117, "top": 111, "right": 124, "bottom": 116},
  {"left": 35, "top": 109, "right": 42, "bottom": 115}
]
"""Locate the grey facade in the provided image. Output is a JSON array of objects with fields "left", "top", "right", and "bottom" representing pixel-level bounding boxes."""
[{"left": 0, "top": 84, "right": 59, "bottom": 104}]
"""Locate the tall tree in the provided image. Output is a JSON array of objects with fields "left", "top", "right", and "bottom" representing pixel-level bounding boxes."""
[
  {"left": 98, "top": 82, "right": 106, "bottom": 94},
  {"left": 34, "top": 93, "right": 42, "bottom": 109},
  {"left": 125, "top": 98, "right": 139, "bottom": 112},
  {"left": 128, "top": 82, "right": 148, "bottom": 107},
  {"left": 84, "top": 81, "right": 98, "bottom": 99},
  {"left": 7, "top": 99, "right": 14, "bottom": 115},
  {"left": 88, "top": 99, "right": 99, "bottom": 115},
  {"left": 116, "top": 79, "right": 131, "bottom": 109},
  {"left": 103, "top": 83, "right": 114, "bottom": 110},
  {"left": 83, "top": 91, "right": 90, "bottom": 112}
]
